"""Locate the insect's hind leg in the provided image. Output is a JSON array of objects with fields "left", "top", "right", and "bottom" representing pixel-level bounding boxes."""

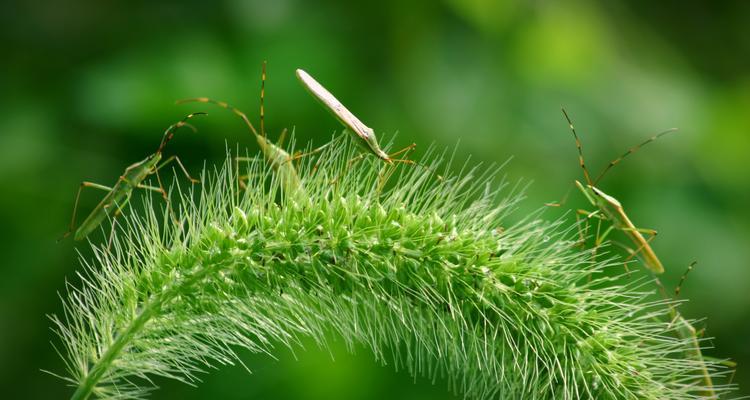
[{"left": 59, "top": 181, "right": 113, "bottom": 241}]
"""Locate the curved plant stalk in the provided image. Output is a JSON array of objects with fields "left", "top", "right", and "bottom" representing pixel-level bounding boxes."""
[{"left": 51, "top": 138, "right": 733, "bottom": 399}]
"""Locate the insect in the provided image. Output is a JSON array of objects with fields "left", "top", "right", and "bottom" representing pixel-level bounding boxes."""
[
  {"left": 559, "top": 111, "right": 726, "bottom": 394},
  {"left": 177, "top": 62, "right": 305, "bottom": 197},
  {"left": 295, "top": 68, "right": 415, "bottom": 165},
  {"left": 61, "top": 113, "right": 204, "bottom": 241},
  {"left": 555, "top": 108, "right": 678, "bottom": 274}
]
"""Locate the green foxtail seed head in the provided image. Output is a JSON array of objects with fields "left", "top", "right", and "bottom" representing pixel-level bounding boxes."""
[{"left": 51, "top": 136, "right": 734, "bottom": 399}]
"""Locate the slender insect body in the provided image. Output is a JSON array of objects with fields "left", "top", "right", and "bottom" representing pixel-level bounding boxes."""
[
  {"left": 74, "top": 175, "right": 139, "bottom": 241},
  {"left": 588, "top": 185, "right": 621, "bottom": 208},
  {"left": 561, "top": 108, "right": 673, "bottom": 275},
  {"left": 125, "top": 154, "right": 163, "bottom": 183},
  {"left": 63, "top": 114, "right": 202, "bottom": 242},
  {"left": 295, "top": 69, "right": 391, "bottom": 162},
  {"left": 563, "top": 110, "right": 717, "bottom": 394},
  {"left": 255, "top": 133, "right": 304, "bottom": 196},
  {"left": 585, "top": 183, "right": 665, "bottom": 273}
]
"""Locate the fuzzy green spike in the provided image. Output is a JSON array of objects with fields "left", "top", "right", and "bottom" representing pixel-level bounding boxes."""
[{"left": 51, "top": 138, "right": 733, "bottom": 400}]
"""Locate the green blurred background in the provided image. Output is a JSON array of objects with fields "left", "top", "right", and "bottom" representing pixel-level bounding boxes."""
[{"left": 2, "top": 0, "right": 748, "bottom": 398}]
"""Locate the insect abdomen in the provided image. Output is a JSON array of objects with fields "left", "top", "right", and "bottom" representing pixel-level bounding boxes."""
[{"left": 74, "top": 182, "right": 133, "bottom": 240}]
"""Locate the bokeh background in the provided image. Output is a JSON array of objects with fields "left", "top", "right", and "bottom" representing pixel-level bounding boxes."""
[{"left": 2, "top": 0, "right": 748, "bottom": 398}]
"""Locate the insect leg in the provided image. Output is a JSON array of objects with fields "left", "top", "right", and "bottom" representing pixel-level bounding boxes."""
[
  {"left": 574, "top": 211, "right": 588, "bottom": 249},
  {"left": 545, "top": 184, "right": 574, "bottom": 208},
  {"left": 665, "top": 262, "right": 716, "bottom": 396},
  {"left": 136, "top": 184, "right": 166, "bottom": 192},
  {"left": 234, "top": 155, "right": 243, "bottom": 193},
  {"left": 595, "top": 225, "right": 616, "bottom": 247},
  {"left": 384, "top": 143, "right": 418, "bottom": 165},
  {"left": 376, "top": 144, "right": 418, "bottom": 194},
  {"left": 345, "top": 141, "right": 417, "bottom": 170},
  {"left": 150, "top": 168, "right": 169, "bottom": 201},
  {"left": 574, "top": 207, "right": 610, "bottom": 265},
  {"left": 290, "top": 140, "right": 338, "bottom": 163},
  {"left": 576, "top": 209, "right": 604, "bottom": 220},
  {"left": 59, "top": 181, "right": 113, "bottom": 241},
  {"left": 176, "top": 98, "right": 260, "bottom": 137},
  {"left": 287, "top": 133, "right": 349, "bottom": 172},
  {"left": 328, "top": 152, "right": 369, "bottom": 185},
  {"left": 146, "top": 168, "right": 181, "bottom": 226},
  {"left": 234, "top": 156, "right": 263, "bottom": 189},
  {"left": 727, "top": 362, "right": 737, "bottom": 386},
  {"left": 674, "top": 261, "right": 696, "bottom": 298},
  {"left": 260, "top": 61, "right": 267, "bottom": 138},
  {"left": 618, "top": 226, "right": 664, "bottom": 273},
  {"left": 235, "top": 156, "right": 262, "bottom": 164},
  {"left": 177, "top": 96, "right": 304, "bottom": 196},
  {"left": 616, "top": 235, "right": 655, "bottom": 264},
  {"left": 620, "top": 226, "right": 658, "bottom": 235},
  {"left": 334, "top": 141, "right": 417, "bottom": 186},
  {"left": 589, "top": 218, "right": 609, "bottom": 265},
  {"left": 156, "top": 155, "right": 199, "bottom": 183},
  {"left": 676, "top": 317, "right": 716, "bottom": 397}
]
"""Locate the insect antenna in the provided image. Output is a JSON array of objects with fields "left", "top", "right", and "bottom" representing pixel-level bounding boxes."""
[
  {"left": 260, "top": 60, "right": 267, "bottom": 138},
  {"left": 674, "top": 261, "right": 697, "bottom": 298},
  {"left": 561, "top": 107, "right": 593, "bottom": 186},
  {"left": 593, "top": 127, "right": 678, "bottom": 185},
  {"left": 176, "top": 98, "right": 260, "bottom": 137},
  {"left": 157, "top": 112, "right": 206, "bottom": 153}
]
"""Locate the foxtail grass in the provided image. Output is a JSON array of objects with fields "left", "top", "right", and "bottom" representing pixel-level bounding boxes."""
[{"left": 50, "top": 136, "right": 734, "bottom": 399}]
